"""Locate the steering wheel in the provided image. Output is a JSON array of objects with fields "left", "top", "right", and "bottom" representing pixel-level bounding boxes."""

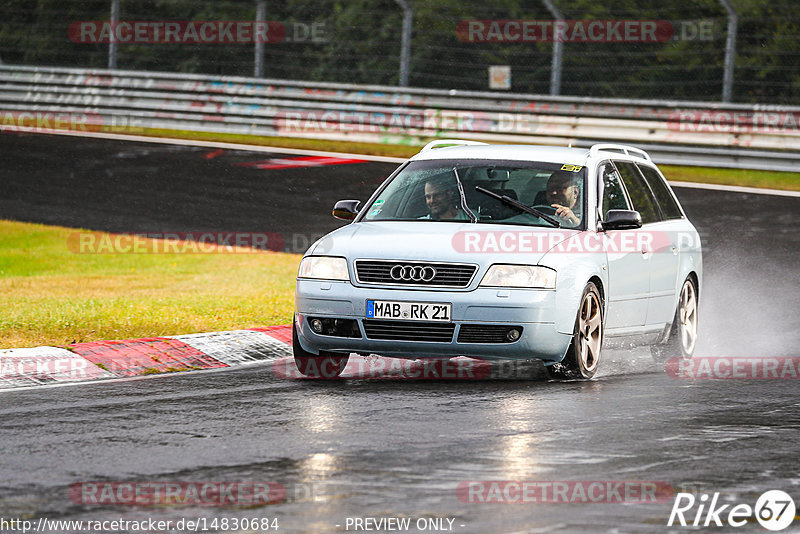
[{"left": 531, "top": 204, "right": 558, "bottom": 216}]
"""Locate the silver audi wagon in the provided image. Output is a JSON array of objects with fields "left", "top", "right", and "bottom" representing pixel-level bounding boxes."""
[{"left": 293, "top": 141, "right": 702, "bottom": 379}]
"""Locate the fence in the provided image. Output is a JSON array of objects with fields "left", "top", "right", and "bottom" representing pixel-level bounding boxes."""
[
  {"left": 1, "top": 65, "right": 799, "bottom": 171},
  {"left": 1, "top": 1, "right": 799, "bottom": 105}
]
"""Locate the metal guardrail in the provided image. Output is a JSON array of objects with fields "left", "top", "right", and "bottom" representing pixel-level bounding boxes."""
[{"left": 1, "top": 65, "right": 798, "bottom": 172}]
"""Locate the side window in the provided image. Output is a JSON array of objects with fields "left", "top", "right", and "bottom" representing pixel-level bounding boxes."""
[
  {"left": 638, "top": 165, "right": 683, "bottom": 220},
  {"left": 614, "top": 161, "right": 662, "bottom": 224},
  {"left": 598, "top": 161, "right": 630, "bottom": 220}
]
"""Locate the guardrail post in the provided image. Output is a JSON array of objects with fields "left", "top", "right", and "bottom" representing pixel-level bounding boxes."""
[
  {"left": 394, "top": 0, "right": 413, "bottom": 87},
  {"left": 718, "top": 0, "right": 737, "bottom": 102},
  {"left": 108, "top": 0, "right": 120, "bottom": 69},
  {"left": 254, "top": 0, "right": 267, "bottom": 78},
  {"left": 541, "top": 0, "right": 563, "bottom": 96}
]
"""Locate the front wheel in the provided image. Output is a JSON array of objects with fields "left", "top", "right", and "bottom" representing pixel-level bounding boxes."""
[
  {"left": 292, "top": 323, "right": 350, "bottom": 378},
  {"left": 651, "top": 277, "right": 698, "bottom": 363},
  {"left": 548, "top": 282, "right": 604, "bottom": 380}
]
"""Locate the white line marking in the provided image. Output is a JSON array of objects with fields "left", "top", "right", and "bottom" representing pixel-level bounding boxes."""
[
  {"left": 30, "top": 129, "right": 407, "bottom": 163},
  {"left": 669, "top": 180, "right": 800, "bottom": 198}
]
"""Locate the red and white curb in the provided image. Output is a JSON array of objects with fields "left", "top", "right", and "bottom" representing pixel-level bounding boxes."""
[{"left": 0, "top": 326, "right": 292, "bottom": 390}]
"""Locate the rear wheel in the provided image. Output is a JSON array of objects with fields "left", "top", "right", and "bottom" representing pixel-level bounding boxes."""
[
  {"left": 292, "top": 323, "right": 349, "bottom": 378},
  {"left": 651, "top": 277, "right": 698, "bottom": 363},
  {"left": 547, "top": 282, "right": 604, "bottom": 380}
]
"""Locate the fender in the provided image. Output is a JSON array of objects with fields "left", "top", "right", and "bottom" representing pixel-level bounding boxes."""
[{"left": 538, "top": 231, "right": 609, "bottom": 335}]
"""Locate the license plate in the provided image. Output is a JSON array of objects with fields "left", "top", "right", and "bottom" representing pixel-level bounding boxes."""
[{"left": 366, "top": 300, "right": 452, "bottom": 322}]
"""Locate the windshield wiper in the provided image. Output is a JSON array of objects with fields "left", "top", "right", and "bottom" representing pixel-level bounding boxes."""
[
  {"left": 474, "top": 186, "right": 561, "bottom": 228},
  {"left": 452, "top": 167, "right": 477, "bottom": 222}
]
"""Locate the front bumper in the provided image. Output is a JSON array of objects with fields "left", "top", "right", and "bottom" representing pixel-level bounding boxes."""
[{"left": 294, "top": 279, "right": 573, "bottom": 362}]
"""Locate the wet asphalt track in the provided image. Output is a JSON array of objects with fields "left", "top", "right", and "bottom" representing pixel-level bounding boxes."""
[{"left": 1, "top": 133, "right": 800, "bottom": 533}]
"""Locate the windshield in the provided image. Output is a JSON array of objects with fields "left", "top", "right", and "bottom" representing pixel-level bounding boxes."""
[{"left": 361, "top": 159, "right": 586, "bottom": 228}]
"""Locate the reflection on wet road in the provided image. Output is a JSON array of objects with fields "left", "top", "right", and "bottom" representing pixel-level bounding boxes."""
[
  {"left": 2, "top": 364, "right": 799, "bottom": 532},
  {"left": 1, "top": 133, "right": 799, "bottom": 532}
]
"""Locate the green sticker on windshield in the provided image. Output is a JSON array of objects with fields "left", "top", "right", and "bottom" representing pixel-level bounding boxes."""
[{"left": 561, "top": 164, "right": 583, "bottom": 172}]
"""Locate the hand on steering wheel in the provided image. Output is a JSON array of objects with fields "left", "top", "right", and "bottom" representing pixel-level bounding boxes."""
[
  {"left": 531, "top": 204, "right": 558, "bottom": 216},
  {"left": 537, "top": 204, "right": 579, "bottom": 225}
]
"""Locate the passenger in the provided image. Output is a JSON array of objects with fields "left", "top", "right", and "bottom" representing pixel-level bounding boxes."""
[{"left": 421, "top": 176, "right": 470, "bottom": 221}]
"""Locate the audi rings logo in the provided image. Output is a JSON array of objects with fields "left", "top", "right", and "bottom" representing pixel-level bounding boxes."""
[{"left": 389, "top": 264, "right": 437, "bottom": 282}]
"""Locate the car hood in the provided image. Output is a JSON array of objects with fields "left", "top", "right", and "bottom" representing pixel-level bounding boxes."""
[{"left": 309, "top": 221, "right": 581, "bottom": 267}]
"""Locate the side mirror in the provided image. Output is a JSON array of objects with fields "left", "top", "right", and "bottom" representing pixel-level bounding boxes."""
[
  {"left": 332, "top": 199, "right": 361, "bottom": 221},
  {"left": 601, "top": 209, "right": 642, "bottom": 230}
]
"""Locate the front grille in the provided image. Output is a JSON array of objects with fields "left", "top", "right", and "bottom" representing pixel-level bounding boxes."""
[
  {"left": 363, "top": 319, "right": 455, "bottom": 342},
  {"left": 355, "top": 260, "right": 477, "bottom": 288},
  {"left": 457, "top": 324, "right": 523, "bottom": 344}
]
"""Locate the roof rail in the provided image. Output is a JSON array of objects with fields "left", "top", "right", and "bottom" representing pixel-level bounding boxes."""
[
  {"left": 420, "top": 139, "right": 489, "bottom": 152},
  {"left": 589, "top": 143, "right": 651, "bottom": 161}
]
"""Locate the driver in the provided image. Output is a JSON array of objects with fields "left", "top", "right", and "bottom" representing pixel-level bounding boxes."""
[
  {"left": 546, "top": 171, "right": 581, "bottom": 226},
  {"left": 421, "top": 176, "right": 470, "bottom": 221}
]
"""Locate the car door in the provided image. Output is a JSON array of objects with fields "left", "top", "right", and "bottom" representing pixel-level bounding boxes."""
[
  {"left": 636, "top": 163, "right": 685, "bottom": 327},
  {"left": 613, "top": 161, "right": 677, "bottom": 330},
  {"left": 597, "top": 161, "right": 649, "bottom": 332}
]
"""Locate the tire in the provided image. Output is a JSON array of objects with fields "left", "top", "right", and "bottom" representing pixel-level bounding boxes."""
[
  {"left": 547, "top": 282, "right": 604, "bottom": 380},
  {"left": 292, "top": 322, "right": 350, "bottom": 378},
  {"left": 651, "top": 277, "right": 698, "bottom": 363}
]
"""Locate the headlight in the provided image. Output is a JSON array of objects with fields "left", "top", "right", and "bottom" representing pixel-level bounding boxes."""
[
  {"left": 479, "top": 265, "right": 556, "bottom": 289},
  {"left": 298, "top": 256, "right": 349, "bottom": 281}
]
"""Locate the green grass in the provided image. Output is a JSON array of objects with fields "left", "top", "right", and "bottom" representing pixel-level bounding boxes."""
[
  {"left": 0, "top": 220, "right": 300, "bottom": 349},
  {"left": 112, "top": 126, "right": 420, "bottom": 159},
  {"left": 113, "top": 127, "right": 800, "bottom": 191}
]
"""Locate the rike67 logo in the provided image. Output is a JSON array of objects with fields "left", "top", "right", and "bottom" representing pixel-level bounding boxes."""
[{"left": 668, "top": 490, "right": 795, "bottom": 531}]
